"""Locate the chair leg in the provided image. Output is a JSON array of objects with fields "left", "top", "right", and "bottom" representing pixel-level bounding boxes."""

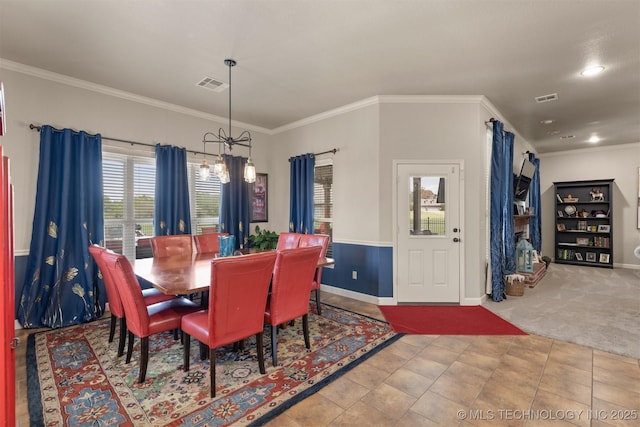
[
  {"left": 139, "top": 336, "right": 149, "bottom": 383},
  {"left": 271, "top": 324, "right": 278, "bottom": 366},
  {"left": 126, "top": 331, "right": 135, "bottom": 364},
  {"left": 109, "top": 314, "right": 117, "bottom": 343},
  {"left": 183, "top": 334, "right": 191, "bottom": 372},
  {"left": 199, "top": 342, "right": 208, "bottom": 360},
  {"left": 209, "top": 348, "right": 216, "bottom": 398},
  {"left": 315, "top": 289, "right": 322, "bottom": 315},
  {"left": 256, "top": 332, "right": 266, "bottom": 374},
  {"left": 117, "top": 317, "right": 127, "bottom": 357},
  {"left": 302, "top": 314, "right": 310, "bottom": 349}
]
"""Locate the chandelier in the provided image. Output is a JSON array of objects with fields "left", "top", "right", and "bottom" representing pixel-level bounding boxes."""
[{"left": 200, "top": 59, "right": 256, "bottom": 184}]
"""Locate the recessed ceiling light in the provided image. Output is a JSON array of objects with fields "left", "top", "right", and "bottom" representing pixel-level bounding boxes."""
[
  {"left": 547, "top": 130, "right": 561, "bottom": 136},
  {"left": 540, "top": 119, "right": 555, "bottom": 125},
  {"left": 560, "top": 135, "right": 575, "bottom": 139},
  {"left": 581, "top": 65, "right": 605, "bottom": 77},
  {"left": 588, "top": 136, "right": 600, "bottom": 143}
]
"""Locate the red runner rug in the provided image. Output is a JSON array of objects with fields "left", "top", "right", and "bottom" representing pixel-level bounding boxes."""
[{"left": 378, "top": 305, "right": 526, "bottom": 335}]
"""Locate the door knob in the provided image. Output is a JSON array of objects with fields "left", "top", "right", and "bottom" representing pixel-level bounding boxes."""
[
  {"left": 453, "top": 228, "right": 459, "bottom": 232},
  {"left": 453, "top": 237, "right": 460, "bottom": 242}
]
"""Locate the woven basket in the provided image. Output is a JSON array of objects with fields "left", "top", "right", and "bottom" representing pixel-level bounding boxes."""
[{"left": 506, "top": 281, "right": 525, "bottom": 296}]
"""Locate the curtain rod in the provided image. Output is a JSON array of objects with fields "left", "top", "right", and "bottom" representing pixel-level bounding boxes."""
[
  {"left": 30, "top": 123, "right": 214, "bottom": 157},
  {"left": 288, "top": 148, "right": 338, "bottom": 162},
  {"left": 484, "top": 117, "right": 513, "bottom": 134}
]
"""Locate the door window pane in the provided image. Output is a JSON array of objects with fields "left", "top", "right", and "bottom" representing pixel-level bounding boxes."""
[{"left": 409, "top": 176, "right": 446, "bottom": 236}]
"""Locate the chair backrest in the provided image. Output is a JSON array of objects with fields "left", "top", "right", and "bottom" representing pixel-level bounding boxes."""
[
  {"left": 101, "top": 251, "right": 150, "bottom": 337},
  {"left": 276, "top": 232, "right": 302, "bottom": 251},
  {"left": 89, "top": 244, "right": 125, "bottom": 318},
  {"left": 151, "top": 234, "right": 193, "bottom": 258},
  {"left": 194, "top": 232, "right": 229, "bottom": 254},
  {"left": 269, "top": 246, "right": 322, "bottom": 325},
  {"left": 298, "top": 234, "right": 330, "bottom": 283},
  {"left": 207, "top": 251, "right": 277, "bottom": 346},
  {"left": 298, "top": 234, "right": 330, "bottom": 258}
]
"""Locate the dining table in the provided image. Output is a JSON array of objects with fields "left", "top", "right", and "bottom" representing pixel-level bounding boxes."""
[{"left": 134, "top": 251, "right": 335, "bottom": 296}]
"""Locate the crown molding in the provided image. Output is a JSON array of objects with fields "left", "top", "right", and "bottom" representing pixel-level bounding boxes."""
[
  {"left": 271, "top": 96, "right": 381, "bottom": 134},
  {"left": 0, "top": 58, "right": 270, "bottom": 135},
  {"left": 273, "top": 94, "right": 494, "bottom": 135}
]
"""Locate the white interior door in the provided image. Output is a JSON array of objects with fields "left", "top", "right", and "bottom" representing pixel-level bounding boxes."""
[{"left": 396, "top": 163, "right": 461, "bottom": 303}]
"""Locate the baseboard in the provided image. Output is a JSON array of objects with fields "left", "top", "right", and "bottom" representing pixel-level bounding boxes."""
[
  {"left": 320, "top": 284, "right": 484, "bottom": 306},
  {"left": 320, "top": 284, "right": 387, "bottom": 305},
  {"left": 461, "top": 295, "right": 487, "bottom": 306},
  {"left": 615, "top": 262, "right": 640, "bottom": 270}
]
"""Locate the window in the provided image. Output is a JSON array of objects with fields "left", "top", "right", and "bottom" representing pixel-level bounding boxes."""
[
  {"left": 188, "top": 163, "right": 222, "bottom": 234},
  {"left": 103, "top": 152, "right": 155, "bottom": 259},
  {"left": 102, "top": 151, "right": 223, "bottom": 260},
  {"left": 314, "top": 161, "right": 333, "bottom": 256}
]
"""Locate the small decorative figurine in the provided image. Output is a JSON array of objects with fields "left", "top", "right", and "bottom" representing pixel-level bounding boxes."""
[{"left": 590, "top": 187, "right": 604, "bottom": 201}]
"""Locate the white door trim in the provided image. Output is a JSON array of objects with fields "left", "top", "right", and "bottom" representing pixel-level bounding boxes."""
[{"left": 392, "top": 159, "right": 466, "bottom": 305}]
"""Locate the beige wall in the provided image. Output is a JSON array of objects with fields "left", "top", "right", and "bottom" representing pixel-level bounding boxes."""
[
  {"left": 0, "top": 68, "right": 271, "bottom": 253},
  {"left": 539, "top": 143, "right": 640, "bottom": 268}
]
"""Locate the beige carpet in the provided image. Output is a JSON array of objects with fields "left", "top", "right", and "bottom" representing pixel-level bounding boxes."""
[{"left": 484, "top": 263, "right": 640, "bottom": 359}]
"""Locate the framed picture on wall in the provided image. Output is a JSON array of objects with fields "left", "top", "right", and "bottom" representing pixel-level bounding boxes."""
[{"left": 250, "top": 173, "right": 268, "bottom": 222}]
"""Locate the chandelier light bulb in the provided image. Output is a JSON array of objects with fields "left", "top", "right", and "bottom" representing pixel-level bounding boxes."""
[
  {"left": 213, "top": 155, "right": 225, "bottom": 177},
  {"left": 220, "top": 167, "right": 230, "bottom": 184},
  {"left": 244, "top": 158, "right": 256, "bottom": 183},
  {"left": 200, "top": 158, "right": 210, "bottom": 181}
]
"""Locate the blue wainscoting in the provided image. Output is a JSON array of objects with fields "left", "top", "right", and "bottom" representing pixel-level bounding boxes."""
[
  {"left": 14, "top": 243, "right": 394, "bottom": 318},
  {"left": 14, "top": 255, "right": 28, "bottom": 318},
  {"left": 322, "top": 242, "right": 393, "bottom": 297}
]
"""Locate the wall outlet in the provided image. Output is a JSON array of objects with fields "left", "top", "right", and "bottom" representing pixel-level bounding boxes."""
[{"left": 352, "top": 270, "right": 357, "bottom": 280}]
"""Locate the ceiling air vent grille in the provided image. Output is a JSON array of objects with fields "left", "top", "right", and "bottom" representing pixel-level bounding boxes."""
[
  {"left": 534, "top": 93, "right": 558, "bottom": 103},
  {"left": 196, "top": 77, "right": 229, "bottom": 93}
]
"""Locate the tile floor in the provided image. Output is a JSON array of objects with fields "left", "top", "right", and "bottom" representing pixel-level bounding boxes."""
[{"left": 15, "top": 292, "right": 640, "bottom": 426}]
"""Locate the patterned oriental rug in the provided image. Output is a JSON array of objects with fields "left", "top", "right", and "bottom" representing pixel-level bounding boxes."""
[{"left": 27, "top": 303, "right": 399, "bottom": 426}]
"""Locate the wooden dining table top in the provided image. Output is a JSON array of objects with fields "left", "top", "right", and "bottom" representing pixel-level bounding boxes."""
[{"left": 134, "top": 251, "right": 335, "bottom": 295}]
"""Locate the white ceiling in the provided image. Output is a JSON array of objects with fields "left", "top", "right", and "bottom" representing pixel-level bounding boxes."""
[{"left": 1, "top": 0, "right": 639, "bottom": 153}]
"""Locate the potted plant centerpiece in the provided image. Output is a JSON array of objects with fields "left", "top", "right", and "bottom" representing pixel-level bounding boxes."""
[{"left": 248, "top": 225, "right": 279, "bottom": 251}]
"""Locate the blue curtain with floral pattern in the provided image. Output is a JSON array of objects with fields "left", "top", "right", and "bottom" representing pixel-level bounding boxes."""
[
  {"left": 219, "top": 155, "right": 250, "bottom": 249},
  {"left": 154, "top": 144, "right": 192, "bottom": 236},
  {"left": 18, "top": 126, "right": 105, "bottom": 328},
  {"left": 289, "top": 153, "right": 315, "bottom": 233},
  {"left": 490, "top": 120, "right": 516, "bottom": 302},
  {"left": 528, "top": 152, "right": 542, "bottom": 252}
]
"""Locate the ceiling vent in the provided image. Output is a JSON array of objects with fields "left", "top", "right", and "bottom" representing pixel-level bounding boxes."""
[
  {"left": 534, "top": 93, "right": 558, "bottom": 103},
  {"left": 196, "top": 76, "right": 229, "bottom": 93}
]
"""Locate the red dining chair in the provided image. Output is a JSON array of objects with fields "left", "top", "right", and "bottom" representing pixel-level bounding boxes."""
[
  {"left": 181, "top": 251, "right": 277, "bottom": 397},
  {"left": 89, "top": 245, "right": 176, "bottom": 357},
  {"left": 193, "top": 232, "right": 229, "bottom": 254},
  {"left": 101, "top": 251, "right": 201, "bottom": 383},
  {"left": 265, "top": 246, "right": 321, "bottom": 366},
  {"left": 276, "top": 232, "right": 302, "bottom": 250},
  {"left": 150, "top": 234, "right": 193, "bottom": 258},
  {"left": 298, "top": 234, "right": 330, "bottom": 315}
]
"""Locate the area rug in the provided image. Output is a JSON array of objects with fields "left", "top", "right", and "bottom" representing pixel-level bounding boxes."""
[
  {"left": 27, "top": 303, "right": 399, "bottom": 426},
  {"left": 378, "top": 305, "right": 526, "bottom": 335}
]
